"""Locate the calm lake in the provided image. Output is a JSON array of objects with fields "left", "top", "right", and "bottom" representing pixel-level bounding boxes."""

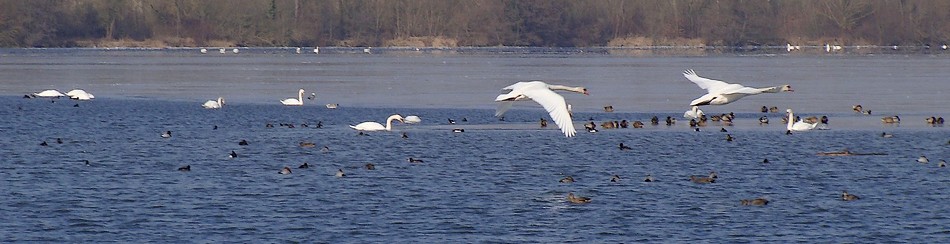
[{"left": 1, "top": 48, "right": 948, "bottom": 242}]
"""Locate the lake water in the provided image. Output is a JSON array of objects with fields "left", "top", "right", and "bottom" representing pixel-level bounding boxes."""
[{"left": 1, "top": 48, "right": 949, "bottom": 242}]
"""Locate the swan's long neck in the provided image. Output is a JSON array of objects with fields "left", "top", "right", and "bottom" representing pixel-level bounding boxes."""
[
  {"left": 385, "top": 117, "right": 396, "bottom": 131},
  {"left": 217, "top": 97, "right": 223, "bottom": 105},
  {"left": 786, "top": 110, "right": 794, "bottom": 130},
  {"left": 547, "top": 85, "right": 586, "bottom": 94},
  {"left": 760, "top": 86, "right": 783, "bottom": 93},
  {"left": 298, "top": 90, "right": 304, "bottom": 102}
]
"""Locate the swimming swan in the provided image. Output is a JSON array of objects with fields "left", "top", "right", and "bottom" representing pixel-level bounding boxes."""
[
  {"left": 494, "top": 81, "right": 588, "bottom": 137},
  {"left": 683, "top": 106, "right": 705, "bottom": 119},
  {"left": 202, "top": 97, "right": 224, "bottom": 109},
  {"left": 280, "top": 89, "right": 305, "bottom": 106},
  {"left": 65, "top": 89, "right": 95, "bottom": 100},
  {"left": 349, "top": 114, "right": 405, "bottom": 131},
  {"left": 683, "top": 69, "right": 793, "bottom": 106},
  {"left": 33, "top": 89, "right": 66, "bottom": 98},
  {"left": 786, "top": 109, "right": 818, "bottom": 131},
  {"left": 404, "top": 115, "right": 422, "bottom": 124}
]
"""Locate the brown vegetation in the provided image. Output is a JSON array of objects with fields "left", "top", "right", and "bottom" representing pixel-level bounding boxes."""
[{"left": 1, "top": 0, "right": 948, "bottom": 48}]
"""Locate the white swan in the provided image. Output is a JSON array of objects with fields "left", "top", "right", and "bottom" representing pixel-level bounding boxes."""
[
  {"left": 65, "top": 89, "right": 95, "bottom": 100},
  {"left": 349, "top": 114, "right": 405, "bottom": 131},
  {"left": 404, "top": 115, "right": 422, "bottom": 124},
  {"left": 786, "top": 109, "right": 818, "bottom": 131},
  {"left": 683, "top": 106, "right": 705, "bottom": 119},
  {"left": 495, "top": 81, "right": 588, "bottom": 137},
  {"left": 202, "top": 97, "right": 224, "bottom": 109},
  {"left": 280, "top": 89, "right": 305, "bottom": 106},
  {"left": 683, "top": 69, "right": 793, "bottom": 106},
  {"left": 33, "top": 89, "right": 66, "bottom": 98}
]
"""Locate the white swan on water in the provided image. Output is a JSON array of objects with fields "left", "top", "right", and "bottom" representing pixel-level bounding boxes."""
[
  {"left": 202, "top": 97, "right": 224, "bottom": 109},
  {"left": 280, "top": 89, "right": 305, "bottom": 106},
  {"left": 495, "top": 81, "right": 588, "bottom": 137},
  {"left": 33, "top": 89, "right": 66, "bottom": 98},
  {"left": 404, "top": 115, "right": 422, "bottom": 124},
  {"left": 350, "top": 114, "right": 405, "bottom": 131},
  {"left": 683, "top": 69, "right": 793, "bottom": 106},
  {"left": 683, "top": 106, "right": 705, "bottom": 119},
  {"left": 65, "top": 89, "right": 95, "bottom": 100},
  {"left": 786, "top": 109, "right": 818, "bottom": 132}
]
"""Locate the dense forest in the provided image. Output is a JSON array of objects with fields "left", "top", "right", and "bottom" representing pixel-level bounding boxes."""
[{"left": 1, "top": 0, "right": 948, "bottom": 48}]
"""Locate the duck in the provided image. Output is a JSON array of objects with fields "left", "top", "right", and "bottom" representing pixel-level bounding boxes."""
[
  {"left": 726, "top": 134, "right": 734, "bottom": 142},
  {"left": 761, "top": 106, "right": 769, "bottom": 113},
  {"left": 298, "top": 163, "right": 310, "bottom": 169},
  {"left": 926, "top": 116, "right": 937, "bottom": 124},
  {"left": 841, "top": 191, "right": 860, "bottom": 201},
  {"left": 452, "top": 128, "right": 465, "bottom": 133},
  {"left": 40, "top": 141, "right": 48, "bottom": 146},
  {"left": 566, "top": 192, "right": 591, "bottom": 204},
  {"left": 559, "top": 176, "right": 575, "bottom": 183},
  {"left": 769, "top": 106, "right": 779, "bottom": 113},
  {"left": 610, "top": 175, "right": 621, "bottom": 182},
  {"left": 408, "top": 157, "right": 424, "bottom": 163},
  {"left": 402, "top": 132, "right": 409, "bottom": 139},
  {"left": 644, "top": 174, "right": 656, "bottom": 182},
  {"left": 299, "top": 141, "right": 316, "bottom": 148},
  {"left": 740, "top": 198, "right": 769, "bottom": 206},
  {"left": 720, "top": 127, "right": 728, "bottom": 132},
  {"left": 619, "top": 143, "right": 633, "bottom": 150},
  {"left": 938, "top": 160, "right": 946, "bottom": 167},
  {"left": 632, "top": 120, "right": 644, "bottom": 128},
  {"left": 540, "top": 118, "right": 548, "bottom": 128},
  {"left": 759, "top": 116, "right": 769, "bottom": 124},
  {"left": 335, "top": 169, "right": 345, "bottom": 177},
  {"left": 161, "top": 131, "right": 172, "bottom": 138},
  {"left": 619, "top": 120, "right": 629, "bottom": 128},
  {"left": 665, "top": 116, "right": 676, "bottom": 126},
  {"left": 365, "top": 163, "right": 376, "bottom": 170},
  {"left": 918, "top": 155, "right": 929, "bottom": 163},
  {"left": 881, "top": 116, "right": 900, "bottom": 124},
  {"left": 881, "top": 132, "right": 893, "bottom": 138},
  {"left": 178, "top": 165, "right": 191, "bottom": 172},
  {"left": 604, "top": 105, "right": 614, "bottom": 112},
  {"left": 852, "top": 104, "right": 864, "bottom": 113},
  {"left": 239, "top": 139, "right": 249, "bottom": 146},
  {"left": 279, "top": 167, "right": 292, "bottom": 175},
  {"left": 651, "top": 116, "right": 659, "bottom": 125},
  {"left": 229, "top": 151, "right": 238, "bottom": 158},
  {"left": 690, "top": 175, "right": 715, "bottom": 184}
]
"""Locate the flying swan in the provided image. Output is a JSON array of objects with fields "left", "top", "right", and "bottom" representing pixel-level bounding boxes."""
[
  {"left": 349, "top": 114, "right": 405, "bottom": 131},
  {"left": 280, "top": 89, "right": 305, "bottom": 106},
  {"left": 202, "top": 97, "right": 224, "bottom": 109},
  {"left": 494, "top": 81, "right": 588, "bottom": 137},
  {"left": 786, "top": 109, "right": 818, "bottom": 132},
  {"left": 683, "top": 69, "right": 793, "bottom": 106}
]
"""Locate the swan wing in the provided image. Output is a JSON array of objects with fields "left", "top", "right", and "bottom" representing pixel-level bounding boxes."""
[
  {"left": 521, "top": 88, "right": 576, "bottom": 137},
  {"left": 502, "top": 81, "right": 546, "bottom": 91},
  {"left": 495, "top": 101, "right": 514, "bottom": 117},
  {"left": 683, "top": 69, "right": 739, "bottom": 93}
]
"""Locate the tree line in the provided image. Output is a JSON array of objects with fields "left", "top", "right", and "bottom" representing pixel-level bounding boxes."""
[{"left": 1, "top": 0, "right": 947, "bottom": 48}]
